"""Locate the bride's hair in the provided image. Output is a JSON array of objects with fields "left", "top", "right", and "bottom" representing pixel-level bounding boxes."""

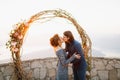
[{"left": 50, "top": 34, "right": 60, "bottom": 47}]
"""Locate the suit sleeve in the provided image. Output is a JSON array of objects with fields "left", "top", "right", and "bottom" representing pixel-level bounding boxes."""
[{"left": 74, "top": 43, "right": 84, "bottom": 59}]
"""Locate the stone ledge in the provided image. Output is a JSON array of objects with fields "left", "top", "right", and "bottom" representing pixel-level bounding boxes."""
[{"left": 0, "top": 57, "right": 120, "bottom": 80}]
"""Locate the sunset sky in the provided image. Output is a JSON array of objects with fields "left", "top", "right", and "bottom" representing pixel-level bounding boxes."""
[{"left": 0, "top": 0, "right": 120, "bottom": 63}]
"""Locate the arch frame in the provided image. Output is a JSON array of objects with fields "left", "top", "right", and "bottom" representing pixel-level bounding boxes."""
[{"left": 6, "top": 9, "right": 92, "bottom": 80}]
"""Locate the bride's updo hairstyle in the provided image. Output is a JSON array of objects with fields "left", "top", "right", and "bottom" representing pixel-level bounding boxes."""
[{"left": 50, "top": 34, "right": 60, "bottom": 47}]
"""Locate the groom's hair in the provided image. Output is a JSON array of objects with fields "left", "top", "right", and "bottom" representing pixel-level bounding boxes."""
[
  {"left": 63, "top": 30, "right": 74, "bottom": 42},
  {"left": 50, "top": 34, "right": 60, "bottom": 47}
]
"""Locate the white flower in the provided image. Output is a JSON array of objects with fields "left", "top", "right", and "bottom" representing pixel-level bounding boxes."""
[
  {"left": 11, "top": 42, "right": 17, "bottom": 46},
  {"left": 11, "top": 30, "right": 15, "bottom": 34},
  {"left": 86, "top": 71, "right": 90, "bottom": 76}
]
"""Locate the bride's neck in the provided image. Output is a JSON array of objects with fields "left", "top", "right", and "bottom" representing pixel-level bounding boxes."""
[{"left": 54, "top": 46, "right": 62, "bottom": 51}]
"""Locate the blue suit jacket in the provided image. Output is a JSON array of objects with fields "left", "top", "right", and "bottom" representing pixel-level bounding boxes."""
[{"left": 65, "top": 40, "right": 87, "bottom": 70}]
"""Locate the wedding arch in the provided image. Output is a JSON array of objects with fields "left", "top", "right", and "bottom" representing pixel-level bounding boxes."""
[{"left": 6, "top": 9, "right": 92, "bottom": 80}]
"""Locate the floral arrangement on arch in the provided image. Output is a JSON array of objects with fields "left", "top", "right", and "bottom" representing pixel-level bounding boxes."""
[
  {"left": 6, "top": 22, "right": 30, "bottom": 79},
  {"left": 6, "top": 22, "right": 28, "bottom": 59}
]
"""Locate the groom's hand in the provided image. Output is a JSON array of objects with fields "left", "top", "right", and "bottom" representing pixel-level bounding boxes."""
[{"left": 74, "top": 53, "right": 81, "bottom": 59}]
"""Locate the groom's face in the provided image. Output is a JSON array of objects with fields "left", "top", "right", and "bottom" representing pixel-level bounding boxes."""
[{"left": 63, "top": 35, "right": 69, "bottom": 42}]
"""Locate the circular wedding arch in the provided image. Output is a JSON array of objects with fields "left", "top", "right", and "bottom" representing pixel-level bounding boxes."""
[{"left": 6, "top": 9, "right": 92, "bottom": 80}]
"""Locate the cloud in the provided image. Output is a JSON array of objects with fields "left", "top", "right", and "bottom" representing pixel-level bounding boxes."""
[
  {"left": 93, "top": 34, "right": 120, "bottom": 53},
  {"left": 92, "top": 48, "right": 106, "bottom": 57}
]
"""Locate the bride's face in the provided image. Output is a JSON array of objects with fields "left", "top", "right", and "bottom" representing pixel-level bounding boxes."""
[{"left": 58, "top": 37, "right": 63, "bottom": 46}]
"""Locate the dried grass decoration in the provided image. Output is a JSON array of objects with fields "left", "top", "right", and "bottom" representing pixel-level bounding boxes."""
[{"left": 6, "top": 9, "right": 92, "bottom": 80}]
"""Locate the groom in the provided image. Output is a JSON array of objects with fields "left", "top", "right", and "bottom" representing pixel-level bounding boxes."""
[{"left": 63, "top": 30, "right": 87, "bottom": 80}]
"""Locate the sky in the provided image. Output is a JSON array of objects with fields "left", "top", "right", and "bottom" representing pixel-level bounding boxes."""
[{"left": 0, "top": 0, "right": 120, "bottom": 63}]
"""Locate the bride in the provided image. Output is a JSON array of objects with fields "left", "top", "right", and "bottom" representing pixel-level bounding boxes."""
[{"left": 50, "top": 34, "right": 80, "bottom": 80}]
